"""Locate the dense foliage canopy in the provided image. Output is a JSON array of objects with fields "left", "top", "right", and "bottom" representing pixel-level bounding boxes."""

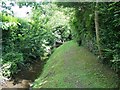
[{"left": 1, "top": 2, "right": 73, "bottom": 77}]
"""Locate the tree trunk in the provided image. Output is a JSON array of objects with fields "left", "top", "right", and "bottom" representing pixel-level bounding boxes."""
[{"left": 94, "top": 3, "right": 102, "bottom": 57}]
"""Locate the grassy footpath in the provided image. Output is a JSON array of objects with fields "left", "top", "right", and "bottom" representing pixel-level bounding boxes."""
[{"left": 33, "top": 41, "right": 118, "bottom": 88}]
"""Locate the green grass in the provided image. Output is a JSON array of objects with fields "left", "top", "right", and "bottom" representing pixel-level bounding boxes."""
[{"left": 33, "top": 40, "right": 118, "bottom": 88}]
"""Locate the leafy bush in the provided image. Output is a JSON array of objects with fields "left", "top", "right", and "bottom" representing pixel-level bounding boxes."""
[
  {"left": 2, "top": 52, "right": 23, "bottom": 77},
  {"left": 1, "top": 3, "right": 72, "bottom": 77}
]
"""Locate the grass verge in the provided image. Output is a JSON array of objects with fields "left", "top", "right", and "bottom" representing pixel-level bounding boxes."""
[{"left": 33, "top": 40, "right": 118, "bottom": 88}]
